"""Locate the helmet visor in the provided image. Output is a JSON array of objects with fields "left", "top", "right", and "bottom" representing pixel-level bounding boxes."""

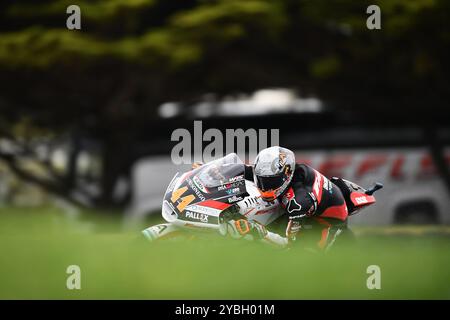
[{"left": 256, "top": 174, "right": 284, "bottom": 192}]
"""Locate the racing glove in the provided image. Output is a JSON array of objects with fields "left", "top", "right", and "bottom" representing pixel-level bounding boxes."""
[
  {"left": 219, "top": 218, "right": 268, "bottom": 240},
  {"left": 286, "top": 218, "right": 302, "bottom": 241}
]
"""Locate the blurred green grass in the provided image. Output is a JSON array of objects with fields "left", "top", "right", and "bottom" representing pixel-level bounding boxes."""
[{"left": 0, "top": 206, "right": 449, "bottom": 299}]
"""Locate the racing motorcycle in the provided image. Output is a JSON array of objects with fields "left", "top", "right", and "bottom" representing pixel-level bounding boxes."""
[{"left": 142, "top": 153, "right": 383, "bottom": 245}]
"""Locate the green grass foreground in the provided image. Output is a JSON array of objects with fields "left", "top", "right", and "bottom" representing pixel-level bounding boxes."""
[{"left": 0, "top": 207, "right": 449, "bottom": 299}]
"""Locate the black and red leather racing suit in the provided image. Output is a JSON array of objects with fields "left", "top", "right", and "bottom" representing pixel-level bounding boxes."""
[{"left": 245, "top": 164, "right": 349, "bottom": 250}]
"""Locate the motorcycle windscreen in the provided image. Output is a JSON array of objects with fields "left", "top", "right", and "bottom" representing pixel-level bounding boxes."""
[
  {"left": 163, "top": 154, "right": 248, "bottom": 225},
  {"left": 191, "top": 161, "right": 248, "bottom": 204},
  {"left": 193, "top": 153, "right": 244, "bottom": 187}
]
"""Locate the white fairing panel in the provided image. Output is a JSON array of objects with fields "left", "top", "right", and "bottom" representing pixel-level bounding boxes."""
[
  {"left": 162, "top": 177, "right": 283, "bottom": 232},
  {"left": 235, "top": 180, "right": 283, "bottom": 226}
]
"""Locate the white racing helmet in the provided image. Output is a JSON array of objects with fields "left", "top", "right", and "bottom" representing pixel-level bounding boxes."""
[{"left": 253, "top": 146, "right": 295, "bottom": 201}]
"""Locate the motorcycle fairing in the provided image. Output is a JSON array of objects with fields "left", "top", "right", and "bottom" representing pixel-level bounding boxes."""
[
  {"left": 331, "top": 177, "right": 377, "bottom": 215},
  {"left": 162, "top": 155, "right": 250, "bottom": 227}
]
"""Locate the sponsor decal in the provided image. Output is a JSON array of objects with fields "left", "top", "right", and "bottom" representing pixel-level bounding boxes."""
[
  {"left": 225, "top": 187, "right": 240, "bottom": 195},
  {"left": 289, "top": 214, "right": 307, "bottom": 220},
  {"left": 228, "top": 195, "right": 243, "bottom": 203},
  {"left": 186, "top": 205, "right": 220, "bottom": 215},
  {"left": 218, "top": 184, "right": 231, "bottom": 191},
  {"left": 312, "top": 170, "right": 324, "bottom": 202},
  {"left": 217, "top": 180, "right": 244, "bottom": 192},
  {"left": 229, "top": 175, "right": 244, "bottom": 182},
  {"left": 355, "top": 196, "right": 369, "bottom": 204},
  {"left": 187, "top": 178, "right": 206, "bottom": 201},
  {"left": 323, "top": 177, "right": 333, "bottom": 193},
  {"left": 192, "top": 176, "right": 208, "bottom": 193},
  {"left": 185, "top": 211, "right": 209, "bottom": 223}
]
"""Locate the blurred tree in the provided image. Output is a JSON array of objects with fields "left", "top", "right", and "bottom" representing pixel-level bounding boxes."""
[{"left": 0, "top": 0, "right": 449, "bottom": 208}]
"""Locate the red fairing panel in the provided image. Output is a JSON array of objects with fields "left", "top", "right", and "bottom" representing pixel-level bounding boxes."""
[
  {"left": 197, "top": 199, "right": 232, "bottom": 211},
  {"left": 350, "top": 192, "right": 376, "bottom": 208}
]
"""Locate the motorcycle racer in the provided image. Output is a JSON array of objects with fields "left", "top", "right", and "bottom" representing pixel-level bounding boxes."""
[{"left": 220, "top": 146, "right": 350, "bottom": 251}]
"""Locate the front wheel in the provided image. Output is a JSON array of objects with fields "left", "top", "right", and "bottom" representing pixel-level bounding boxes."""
[{"left": 142, "top": 223, "right": 185, "bottom": 241}]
